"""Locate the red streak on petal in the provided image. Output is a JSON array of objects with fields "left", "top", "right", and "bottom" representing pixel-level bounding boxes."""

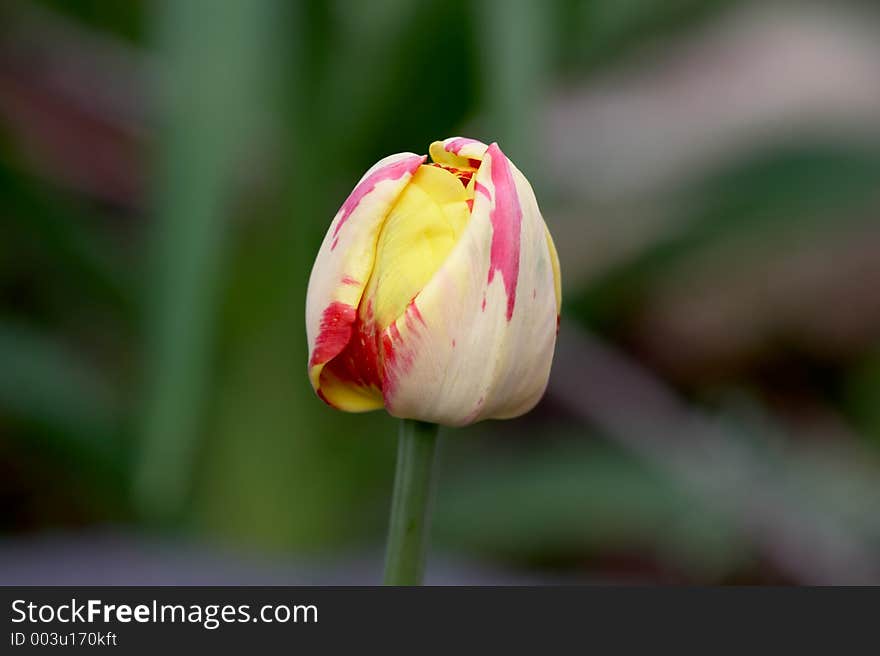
[
  {"left": 322, "top": 312, "right": 382, "bottom": 389},
  {"left": 452, "top": 339, "right": 456, "bottom": 348},
  {"left": 330, "top": 154, "right": 425, "bottom": 248},
  {"left": 486, "top": 143, "right": 522, "bottom": 321},
  {"left": 428, "top": 162, "right": 473, "bottom": 187},
  {"left": 331, "top": 237, "right": 339, "bottom": 250},
  {"left": 382, "top": 333, "right": 394, "bottom": 360},
  {"left": 481, "top": 296, "right": 486, "bottom": 312},
  {"left": 389, "top": 322, "right": 402, "bottom": 343},
  {"left": 312, "top": 296, "right": 437, "bottom": 406},
  {"left": 474, "top": 181, "right": 491, "bottom": 200},
  {"left": 468, "top": 158, "right": 482, "bottom": 168},
  {"left": 341, "top": 275, "right": 359, "bottom": 286},
  {"left": 407, "top": 300, "right": 426, "bottom": 326},
  {"left": 462, "top": 395, "right": 486, "bottom": 425},
  {"left": 310, "top": 301, "right": 357, "bottom": 367},
  {"left": 405, "top": 304, "right": 428, "bottom": 333},
  {"left": 465, "top": 199, "right": 473, "bottom": 212},
  {"left": 445, "top": 137, "right": 481, "bottom": 155},
  {"left": 380, "top": 321, "right": 415, "bottom": 404},
  {"left": 380, "top": 329, "right": 399, "bottom": 398}
]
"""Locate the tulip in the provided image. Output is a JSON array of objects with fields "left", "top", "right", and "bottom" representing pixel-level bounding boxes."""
[
  {"left": 306, "top": 137, "right": 561, "bottom": 427},
  {"left": 306, "top": 137, "right": 562, "bottom": 585}
]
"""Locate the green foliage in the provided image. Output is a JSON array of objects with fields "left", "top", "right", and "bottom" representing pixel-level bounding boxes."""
[
  {"left": 0, "top": 320, "right": 121, "bottom": 467},
  {"left": 434, "top": 442, "right": 744, "bottom": 577}
]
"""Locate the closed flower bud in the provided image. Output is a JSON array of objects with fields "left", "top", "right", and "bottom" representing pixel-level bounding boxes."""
[{"left": 306, "top": 137, "right": 561, "bottom": 426}]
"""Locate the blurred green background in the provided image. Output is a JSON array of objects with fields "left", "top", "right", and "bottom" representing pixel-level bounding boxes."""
[{"left": 2, "top": 0, "right": 880, "bottom": 584}]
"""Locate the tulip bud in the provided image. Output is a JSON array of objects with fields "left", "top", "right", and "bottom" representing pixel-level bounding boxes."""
[{"left": 306, "top": 137, "right": 561, "bottom": 426}]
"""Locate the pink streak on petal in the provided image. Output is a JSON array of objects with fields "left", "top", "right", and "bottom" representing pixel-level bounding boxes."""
[
  {"left": 330, "top": 154, "right": 425, "bottom": 248},
  {"left": 474, "top": 181, "right": 491, "bottom": 200},
  {"left": 461, "top": 395, "right": 486, "bottom": 425},
  {"left": 341, "top": 275, "right": 359, "bottom": 286},
  {"left": 445, "top": 137, "right": 482, "bottom": 155},
  {"left": 380, "top": 321, "right": 415, "bottom": 409},
  {"left": 486, "top": 143, "right": 522, "bottom": 321}
]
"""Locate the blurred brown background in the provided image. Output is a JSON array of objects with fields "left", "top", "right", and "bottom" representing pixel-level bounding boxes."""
[{"left": 2, "top": 0, "right": 880, "bottom": 584}]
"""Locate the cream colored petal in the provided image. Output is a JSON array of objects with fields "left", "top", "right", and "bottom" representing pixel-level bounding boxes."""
[
  {"left": 379, "top": 144, "right": 559, "bottom": 425},
  {"left": 305, "top": 152, "right": 425, "bottom": 407}
]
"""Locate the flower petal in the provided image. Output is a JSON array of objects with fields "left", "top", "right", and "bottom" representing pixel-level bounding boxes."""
[
  {"left": 306, "top": 152, "right": 425, "bottom": 409},
  {"left": 545, "top": 225, "right": 562, "bottom": 316},
  {"left": 429, "top": 137, "right": 489, "bottom": 169},
  {"left": 379, "top": 144, "right": 559, "bottom": 425},
  {"left": 364, "top": 164, "right": 470, "bottom": 330}
]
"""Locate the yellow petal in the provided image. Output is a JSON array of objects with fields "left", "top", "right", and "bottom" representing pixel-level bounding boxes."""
[
  {"left": 545, "top": 225, "right": 562, "bottom": 315},
  {"left": 364, "top": 164, "right": 471, "bottom": 330},
  {"left": 318, "top": 366, "right": 385, "bottom": 412},
  {"left": 429, "top": 137, "right": 489, "bottom": 168}
]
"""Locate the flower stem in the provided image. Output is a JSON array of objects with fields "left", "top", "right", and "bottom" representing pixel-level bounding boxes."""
[{"left": 383, "top": 419, "right": 440, "bottom": 585}]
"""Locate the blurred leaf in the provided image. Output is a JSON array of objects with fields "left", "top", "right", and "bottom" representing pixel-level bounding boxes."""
[
  {"left": 572, "top": 142, "right": 880, "bottom": 325},
  {"left": 715, "top": 395, "right": 880, "bottom": 553},
  {"left": 28, "top": 0, "right": 145, "bottom": 42},
  {"left": 0, "top": 157, "right": 131, "bottom": 318},
  {"left": 0, "top": 320, "right": 122, "bottom": 468},
  {"left": 433, "top": 441, "right": 743, "bottom": 577},
  {"left": 783, "top": 444, "right": 880, "bottom": 545},
  {"left": 302, "top": 0, "right": 478, "bottom": 163},
  {"left": 559, "top": 0, "right": 733, "bottom": 72},
  {"left": 843, "top": 350, "right": 880, "bottom": 448},
  {"left": 476, "top": 0, "right": 552, "bottom": 165},
  {"left": 134, "top": 0, "right": 279, "bottom": 522},
  {"left": 195, "top": 335, "right": 398, "bottom": 552}
]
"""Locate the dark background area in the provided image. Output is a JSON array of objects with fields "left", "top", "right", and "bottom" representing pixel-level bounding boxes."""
[{"left": 2, "top": 0, "right": 880, "bottom": 584}]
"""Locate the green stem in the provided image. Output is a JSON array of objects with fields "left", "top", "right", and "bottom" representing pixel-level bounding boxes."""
[{"left": 383, "top": 419, "right": 440, "bottom": 585}]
